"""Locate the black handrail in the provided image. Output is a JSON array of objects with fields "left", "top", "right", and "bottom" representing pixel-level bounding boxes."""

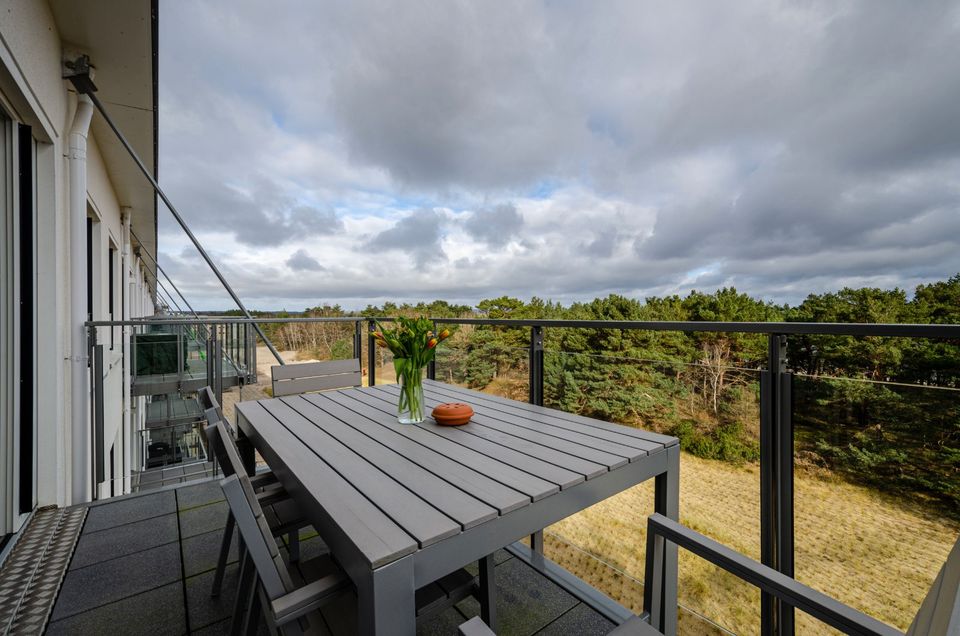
[{"left": 87, "top": 316, "right": 960, "bottom": 339}]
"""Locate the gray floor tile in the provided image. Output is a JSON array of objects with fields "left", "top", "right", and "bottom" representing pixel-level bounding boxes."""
[
  {"left": 189, "top": 618, "right": 229, "bottom": 635},
  {"left": 321, "top": 591, "right": 357, "bottom": 635},
  {"left": 46, "top": 581, "right": 185, "bottom": 636},
  {"left": 179, "top": 501, "right": 229, "bottom": 539},
  {"left": 181, "top": 527, "right": 237, "bottom": 577},
  {"left": 176, "top": 480, "right": 224, "bottom": 511},
  {"left": 83, "top": 491, "right": 176, "bottom": 533},
  {"left": 71, "top": 513, "right": 179, "bottom": 570},
  {"left": 417, "top": 606, "right": 469, "bottom": 635},
  {"left": 494, "top": 548, "right": 514, "bottom": 565},
  {"left": 535, "top": 602, "right": 615, "bottom": 636},
  {"left": 185, "top": 563, "right": 239, "bottom": 631},
  {"left": 52, "top": 542, "right": 183, "bottom": 620},
  {"left": 457, "top": 558, "right": 578, "bottom": 636}
]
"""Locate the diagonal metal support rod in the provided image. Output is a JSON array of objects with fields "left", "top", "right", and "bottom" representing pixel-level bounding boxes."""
[
  {"left": 76, "top": 85, "right": 284, "bottom": 365},
  {"left": 130, "top": 227, "right": 204, "bottom": 323}
]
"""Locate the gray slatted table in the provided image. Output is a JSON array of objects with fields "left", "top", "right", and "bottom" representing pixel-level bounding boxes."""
[{"left": 235, "top": 379, "right": 680, "bottom": 636}]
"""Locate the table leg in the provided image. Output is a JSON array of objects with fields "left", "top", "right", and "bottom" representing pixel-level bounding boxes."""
[
  {"left": 651, "top": 444, "right": 680, "bottom": 636},
  {"left": 236, "top": 429, "right": 256, "bottom": 476},
  {"left": 529, "top": 529, "right": 544, "bottom": 554},
  {"left": 357, "top": 555, "right": 416, "bottom": 636},
  {"left": 479, "top": 554, "right": 497, "bottom": 631}
]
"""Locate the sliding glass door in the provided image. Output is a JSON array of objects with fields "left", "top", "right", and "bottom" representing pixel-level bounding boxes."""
[{"left": 0, "top": 111, "right": 37, "bottom": 541}]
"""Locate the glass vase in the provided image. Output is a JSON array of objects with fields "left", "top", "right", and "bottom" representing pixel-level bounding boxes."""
[{"left": 396, "top": 361, "right": 425, "bottom": 424}]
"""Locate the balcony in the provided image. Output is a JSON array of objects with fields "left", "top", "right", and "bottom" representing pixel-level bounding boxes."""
[{"left": 0, "top": 315, "right": 957, "bottom": 635}]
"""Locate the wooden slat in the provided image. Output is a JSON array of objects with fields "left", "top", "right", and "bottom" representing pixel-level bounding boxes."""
[
  {"left": 278, "top": 396, "right": 498, "bottom": 529},
  {"left": 237, "top": 401, "right": 416, "bottom": 567},
  {"left": 328, "top": 390, "right": 561, "bottom": 501},
  {"left": 271, "top": 359, "right": 360, "bottom": 381},
  {"left": 272, "top": 371, "right": 363, "bottom": 397},
  {"left": 363, "top": 387, "right": 586, "bottom": 489},
  {"left": 417, "top": 388, "right": 635, "bottom": 468},
  {"left": 304, "top": 392, "right": 530, "bottom": 514},
  {"left": 427, "top": 381, "right": 672, "bottom": 451},
  {"left": 422, "top": 385, "right": 649, "bottom": 462},
  {"left": 259, "top": 399, "right": 461, "bottom": 547},
  {"left": 399, "top": 388, "right": 613, "bottom": 478}
]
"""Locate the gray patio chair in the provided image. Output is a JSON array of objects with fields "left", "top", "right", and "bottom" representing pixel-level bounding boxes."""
[
  {"left": 220, "top": 472, "right": 349, "bottom": 635},
  {"left": 204, "top": 419, "right": 319, "bottom": 598},
  {"left": 222, "top": 469, "right": 491, "bottom": 635},
  {"left": 270, "top": 359, "right": 362, "bottom": 397},
  {"left": 459, "top": 513, "right": 960, "bottom": 636}
]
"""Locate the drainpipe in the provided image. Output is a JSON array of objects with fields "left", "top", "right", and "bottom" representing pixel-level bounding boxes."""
[
  {"left": 69, "top": 94, "right": 94, "bottom": 504},
  {"left": 121, "top": 208, "right": 132, "bottom": 493}
]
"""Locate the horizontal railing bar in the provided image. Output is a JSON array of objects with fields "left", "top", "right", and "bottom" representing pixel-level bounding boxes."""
[
  {"left": 433, "top": 318, "right": 960, "bottom": 338},
  {"left": 86, "top": 317, "right": 367, "bottom": 327},
  {"left": 86, "top": 316, "right": 960, "bottom": 339}
]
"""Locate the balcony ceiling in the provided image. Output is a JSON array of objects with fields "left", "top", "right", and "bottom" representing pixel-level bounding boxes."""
[{"left": 49, "top": 0, "right": 157, "bottom": 280}]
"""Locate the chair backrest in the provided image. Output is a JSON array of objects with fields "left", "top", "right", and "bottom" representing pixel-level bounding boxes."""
[
  {"left": 220, "top": 473, "right": 295, "bottom": 601},
  {"left": 204, "top": 419, "right": 245, "bottom": 478},
  {"left": 270, "top": 359, "right": 362, "bottom": 397},
  {"left": 198, "top": 386, "right": 224, "bottom": 420},
  {"left": 908, "top": 534, "right": 960, "bottom": 636},
  {"left": 198, "top": 385, "right": 216, "bottom": 411}
]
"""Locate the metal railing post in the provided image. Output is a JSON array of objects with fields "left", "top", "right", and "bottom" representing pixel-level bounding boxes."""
[
  {"left": 367, "top": 320, "right": 377, "bottom": 387},
  {"left": 760, "top": 334, "right": 794, "bottom": 636},
  {"left": 353, "top": 320, "right": 363, "bottom": 361},
  {"left": 214, "top": 326, "right": 223, "bottom": 404},
  {"left": 529, "top": 324, "right": 546, "bottom": 552},
  {"left": 427, "top": 321, "right": 437, "bottom": 380},
  {"left": 529, "top": 325, "right": 544, "bottom": 406},
  {"left": 90, "top": 325, "right": 105, "bottom": 499}
]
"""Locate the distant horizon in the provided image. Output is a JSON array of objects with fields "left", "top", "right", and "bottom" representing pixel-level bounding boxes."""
[{"left": 165, "top": 273, "right": 959, "bottom": 316}]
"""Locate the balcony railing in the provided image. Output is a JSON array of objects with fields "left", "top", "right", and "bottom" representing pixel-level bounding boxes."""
[{"left": 83, "top": 315, "right": 960, "bottom": 634}]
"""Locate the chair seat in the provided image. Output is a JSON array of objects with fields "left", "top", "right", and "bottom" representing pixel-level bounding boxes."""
[{"left": 608, "top": 615, "right": 662, "bottom": 635}]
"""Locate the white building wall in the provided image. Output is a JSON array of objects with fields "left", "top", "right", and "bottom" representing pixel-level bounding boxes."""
[{"left": 0, "top": 1, "right": 156, "bottom": 514}]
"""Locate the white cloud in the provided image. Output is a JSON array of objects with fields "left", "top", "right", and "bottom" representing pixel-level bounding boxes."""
[{"left": 156, "top": 1, "right": 960, "bottom": 310}]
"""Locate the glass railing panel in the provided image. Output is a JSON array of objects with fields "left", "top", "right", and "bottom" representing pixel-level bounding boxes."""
[
  {"left": 433, "top": 324, "right": 531, "bottom": 398},
  {"left": 139, "top": 420, "right": 208, "bottom": 467},
  {"left": 542, "top": 343, "right": 763, "bottom": 634},
  {"left": 793, "top": 373, "right": 960, "bottom": 632}
]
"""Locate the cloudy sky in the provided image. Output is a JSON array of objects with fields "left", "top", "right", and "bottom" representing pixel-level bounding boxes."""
[{"left": 156, "top": 1, "right": 960, "bottom": 311}]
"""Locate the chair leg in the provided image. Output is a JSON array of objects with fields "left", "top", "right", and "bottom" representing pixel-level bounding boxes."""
[
  {"left": 479, "top": 553, "right": 497, "bottom": 631},
  {"left": 232, "top": 552, "right": 255, "bottom": 635},
  {"left": 288, "top": 530, "right": 300, "bottom": 563},
  {"left": 243, "top": 581, "right": 262, "bottom": 636},
  {"left": 211, "top": 512, "right": 235, "bottom": 597}
]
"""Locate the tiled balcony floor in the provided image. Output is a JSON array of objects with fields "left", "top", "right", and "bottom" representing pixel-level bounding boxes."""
[{"left": 45, "top": 480, "right": 619, "bottom": 635}]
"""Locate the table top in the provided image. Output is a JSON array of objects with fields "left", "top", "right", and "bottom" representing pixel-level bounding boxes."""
[{"left": 235, "top": 379, "right": 678, "bottom": 572}]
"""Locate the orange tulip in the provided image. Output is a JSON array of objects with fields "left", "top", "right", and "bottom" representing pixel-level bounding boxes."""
[
  {"left": 427, "top": 338, "right": 438, "bottom": 349},
  {"left": 438, "top": 329, "right": 451, "bottom": 340},
  {"left": 375, "top": 338, "right": 388, "bottom": 348}
]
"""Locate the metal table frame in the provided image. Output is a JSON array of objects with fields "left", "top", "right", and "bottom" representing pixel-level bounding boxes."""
[{"left": 236, "top": 383, "right": 679, "bottom": 636}]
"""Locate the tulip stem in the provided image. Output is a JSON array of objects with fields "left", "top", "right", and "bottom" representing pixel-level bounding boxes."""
[{"left": 396, "top": 359, "right": 425, "bottom": 423}]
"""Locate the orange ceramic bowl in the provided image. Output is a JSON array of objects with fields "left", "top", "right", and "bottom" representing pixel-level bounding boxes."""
[{"left": 432, "top": 402, "right": 474, "bottom": 426}]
